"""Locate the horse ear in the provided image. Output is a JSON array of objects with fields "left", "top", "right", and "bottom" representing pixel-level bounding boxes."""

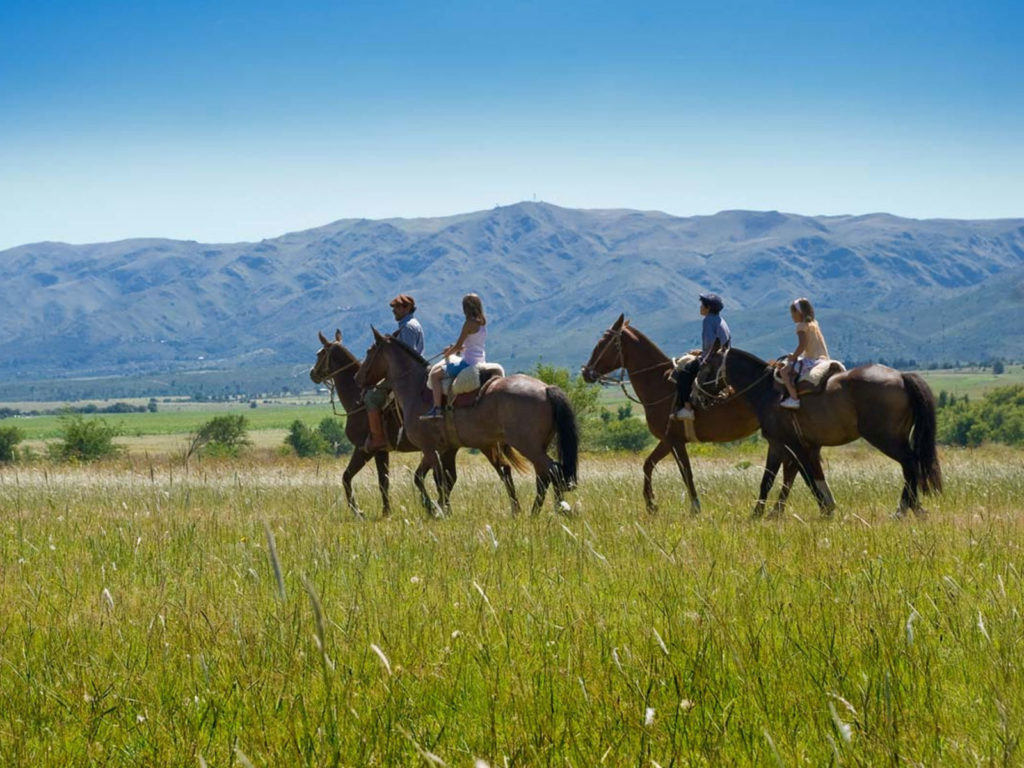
[
  {"left": 371, "top": 326, "right": 385, "bottom": 341},
  {"left": 334, "top": 329, "right": 342, "bottom": 342},
  {"left": 611, "top": 313, "right": 625, "bottom": 331},
  {"left": 318, "top": 331, "right": 329, "bottom": 346}
]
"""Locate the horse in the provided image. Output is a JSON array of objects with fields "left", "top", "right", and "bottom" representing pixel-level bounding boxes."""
[
  {"left": 355, "top": 328, "right": 579, "bottom": 516},
  {"left": 699, "top": 347, "right": 943, "bottom": 518},
  {"left": 309, "top": 329, "right": 459, "bottom": 518},
  {"left": 581, "top": 314, "right": 798, "bottom": 515}
]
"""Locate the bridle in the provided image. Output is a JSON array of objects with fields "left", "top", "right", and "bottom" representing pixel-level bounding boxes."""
[
  {"left": 312, "top": 347, "right": 361, "bottom": 416},
  {"left": 581, "top": 326, "right": 675, "bottom": 407}
]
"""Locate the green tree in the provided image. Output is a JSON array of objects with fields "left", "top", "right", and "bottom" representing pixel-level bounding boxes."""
[
  {"left": 187, "top": 415, "right": 251, "bottom": 458},
  {"left": 317, "top": 418, "right": 353, "bottom": 456},
  {"left": 51, "top": 413, "right": 121, "bottom": 461},
  {"left": 0, "top": 425, "right": 24, "bottom": 462},
  {"left": 532, "top": 363, "right": 600, "bottom": 420},
  {"left": 993, "top": 359, "right": 1005, "bottom": 375},
  {"left": 285, "top": 420, "right": 328, "bottom": 458}
]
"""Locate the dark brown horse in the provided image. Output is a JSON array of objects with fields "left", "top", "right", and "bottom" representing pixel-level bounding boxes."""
[
  {"left": 700, "top": 347, "right": 942, "bottom": 517},
  {"left": 309, "top": 330, "right": 459, "bottom": 518},
  {"left": 356, "top": 328, "right": 579, "bottom": 516},
  {"left": 581, "top": 314, "right": 798, "bottom": 515}
]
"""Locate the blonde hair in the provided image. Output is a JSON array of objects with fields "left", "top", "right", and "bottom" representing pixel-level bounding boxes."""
[{"left": 462, "top": 293, "right": 486, "bottom": 325}]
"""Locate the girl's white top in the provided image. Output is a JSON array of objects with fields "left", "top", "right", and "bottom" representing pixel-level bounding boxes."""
[
  {"left": 797, "top": 320, "right": 829, "bottom": 359},
  {"left": 462, "top": 325, "right": 487, "bottom": 366}
]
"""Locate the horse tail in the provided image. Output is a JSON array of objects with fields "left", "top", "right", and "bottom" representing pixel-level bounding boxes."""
[
  {"left": 902, "top": 373, "right": 943, "bottom": 494},
  {"left": 546, "top": 386, "right": 579, "bottom": 489},
  {"left": 498, "top": 444, "right": 530, "bottom": 474}
]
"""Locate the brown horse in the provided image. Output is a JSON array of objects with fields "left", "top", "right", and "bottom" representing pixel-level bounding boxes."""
[
  {"left": 700, "top": 347, "right": 942, "bottom": 517},
  {"left": 309, "top": 329, "right": 459, "bottom": 518},
  {"left": 355, "top": 328, "right": 579, "bottom": 516},
  {"left": 581, "top": 314, "right": 798, "bottom": 515}
]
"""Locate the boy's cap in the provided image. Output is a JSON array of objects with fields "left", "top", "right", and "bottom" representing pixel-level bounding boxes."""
[
  {"left": 699, "top": 292, "right": 724, "bottom": 312},
  {"left": 389, "top": 294, "right": 416, "bottom": 309}
]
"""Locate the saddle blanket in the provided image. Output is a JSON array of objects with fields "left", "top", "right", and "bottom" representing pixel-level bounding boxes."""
[
  {"left": 427, "top": 359, "right": 506, "bottom": 396},
  {"left": 790, "top": 358, "right": 846, "bottom": 388}
]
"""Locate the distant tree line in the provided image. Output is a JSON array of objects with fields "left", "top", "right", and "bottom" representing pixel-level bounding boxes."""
[
  {"left": 936, "top": 385, "right": 1023, "bottom": 447},
  {"left": 0, "top": 400, "right": 157, "bottom": 419}
]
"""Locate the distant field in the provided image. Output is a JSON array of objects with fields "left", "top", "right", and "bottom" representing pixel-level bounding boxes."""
[{"left": 916, "top": 364, "right": 1023, "bottom": 398}]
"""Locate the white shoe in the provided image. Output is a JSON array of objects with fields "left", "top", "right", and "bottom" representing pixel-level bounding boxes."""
[
  {"left": 780, "top": 397, "right": 801, "bottom": 410},
  {"left": 671, "top": 406, "right": 695, "bottom": 421}
]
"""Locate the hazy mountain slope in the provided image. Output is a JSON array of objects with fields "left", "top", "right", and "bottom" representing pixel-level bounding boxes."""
[{"left": 2, "top": 202, "right": 1022, "bottom": 381}]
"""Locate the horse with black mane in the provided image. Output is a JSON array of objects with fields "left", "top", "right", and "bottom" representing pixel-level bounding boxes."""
[
  {"left": 356, "top": 328, "right": 578, "bottom": 516},
  {"left": 699, "top": 346, "right": 942, "bottom": 517},
  {"left": 309, "top": 329, "right": 460, "bottom": 518},
  {"left": 581, "top": 314, "right": 799, "bottom": 515}
]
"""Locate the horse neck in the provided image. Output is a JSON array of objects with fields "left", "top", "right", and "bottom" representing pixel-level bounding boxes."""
[
  {"left": 330, "top": 347, "right": 363, "bottom": 411},
  {"left": 382, "top": 343, "right": 427, "bottom": 407},
  {"left": 727, "top": 350, "right": 776, "bottom": 410},
  {"left": 620, "top": 331, "right": 672, "bottom": 402}
]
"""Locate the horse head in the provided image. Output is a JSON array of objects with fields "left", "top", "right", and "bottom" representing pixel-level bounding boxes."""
[
  {"left": 310, "top": 329, "right": 347, "bottom": 384},
  {"left": 354, "top": 327, "right": 389, "bottom": 389},
  {"left": 581, "top": 313, "right": 627, "bottom": 383}
]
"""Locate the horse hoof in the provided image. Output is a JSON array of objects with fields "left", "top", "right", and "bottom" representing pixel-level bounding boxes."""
[
  {"left": 914, "top": 507, "right": 929, "bottom": 518},
  {"left": 690, "top": 500, "right": 702, "bottom": 516},
  {"left": 751, "top": 503, "right": 765, "bottom": 519}
]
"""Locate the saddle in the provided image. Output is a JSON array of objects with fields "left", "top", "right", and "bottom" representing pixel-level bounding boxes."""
[
  {"left": 424, "top": 361, "right": 506, "bottom": 408},
  {"left": 775, "top": 358, "right": 846, "bottom": 395}
]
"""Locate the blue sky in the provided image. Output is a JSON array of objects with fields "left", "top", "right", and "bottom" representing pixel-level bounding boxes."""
[{"left": 1, "top": 0, "right": 1021, "bottom": 248}]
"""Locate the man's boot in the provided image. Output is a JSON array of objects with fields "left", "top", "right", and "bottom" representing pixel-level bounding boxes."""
[{"left": 364, "top": 409, "right": 388, "bottom": 452}]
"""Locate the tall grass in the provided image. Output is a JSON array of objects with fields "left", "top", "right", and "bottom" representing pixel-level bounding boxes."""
[{"left": 0, "top": 449, "right": 1021, "bottom": 765}]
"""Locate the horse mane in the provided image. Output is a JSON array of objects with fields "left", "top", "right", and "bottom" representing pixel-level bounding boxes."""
[
  {"left": 622, "top": 325, "right": 671, "bottom": 363},
  {"left": 726, "top": 347, "right": 769, "bottom": 368},
  {"left": 385, "top": 334, "right": 430, "bottom": 366}
]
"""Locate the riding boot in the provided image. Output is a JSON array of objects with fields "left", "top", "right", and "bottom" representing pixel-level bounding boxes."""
[{"left": 364, "top": 409, "right": 389, "bottom": 452}]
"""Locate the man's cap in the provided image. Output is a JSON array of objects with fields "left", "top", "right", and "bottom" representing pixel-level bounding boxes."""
[
  {"left": 699, "top": 292, "right": 724, "bottom": 312},
  {"left": 389, "top": 294, "right": 416, "bottom": 309}
]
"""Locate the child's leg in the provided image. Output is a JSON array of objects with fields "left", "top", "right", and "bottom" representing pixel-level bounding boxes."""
[
  {"left": 784, "top": 364, "right": 799, "bottom": 399},
  {"left": 430, "top": 368, "right": 444, "bottom": 408}
]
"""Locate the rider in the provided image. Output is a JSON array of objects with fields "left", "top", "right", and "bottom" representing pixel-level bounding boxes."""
[
  {"left": 363, "top": 294, "right": 425, "bottom": 451},
  {"left": 421, "top": 293, "right": 487, "bottom": 420},
  {"left": 780, "top": 296, "right": 829, "bottom": 410},
  {"left": 670, "top": 292, "right": 731, "bottom": 421}
]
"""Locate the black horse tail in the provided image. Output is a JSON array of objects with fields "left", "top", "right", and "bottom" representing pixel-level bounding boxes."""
[
  {"left": 546, "top": 386, "right": 579, "bottom": 489},
  {"left": 903, "top": 373, "right": 943, "bottom": 494}
]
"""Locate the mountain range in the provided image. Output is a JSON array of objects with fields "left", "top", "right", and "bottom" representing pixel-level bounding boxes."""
[{"left": 3, "top": 202, "right": 1023, "bottom": 388}]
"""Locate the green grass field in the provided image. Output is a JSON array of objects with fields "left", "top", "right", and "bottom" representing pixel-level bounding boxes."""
[{"left": 0, "top": 447, "right": 1021, "bottom": 766}]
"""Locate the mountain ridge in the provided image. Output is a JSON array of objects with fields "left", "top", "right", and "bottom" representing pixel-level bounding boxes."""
[{"left": 3, "top": 201, "right": 1022, "bottom": 383}]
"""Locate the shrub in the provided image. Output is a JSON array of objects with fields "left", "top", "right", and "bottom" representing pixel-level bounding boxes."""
[
  {"left": 187, "top": 415, "right": 251, "bottom": 458},
  {"left": 0, "top": 425, "right": 24, "bottom": 462},
  {"left": 585, "top": 416, "right": 654, "bottom": 453},
  {"left": 50, "top": 413, "right": 121, "bottom": 461},
  {"left": 317, "top": 418, "right": 353, "bottom": 456},
  {"left": 284, "top": 418, "right": 354, "bottom": 458},
  {"left": 532, "top": 363, "right": 600, "bottom": 420},
  {"left": 937, "top": 385, "right": 1024, "bottom": 446},
  {"left": 286, "top": 420, "right": 328, "bottom": 458}
]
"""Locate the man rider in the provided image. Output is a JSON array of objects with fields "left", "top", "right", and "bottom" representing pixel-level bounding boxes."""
[{"left": 363, "top": 294, "right": 425, "bottom": 451}]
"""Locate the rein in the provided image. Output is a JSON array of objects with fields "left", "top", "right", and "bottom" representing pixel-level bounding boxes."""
[{"left": 585, "top": 328, "right": 685, "bottom": 409}]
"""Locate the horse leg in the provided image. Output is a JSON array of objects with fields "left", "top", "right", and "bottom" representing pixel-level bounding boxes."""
[
  {"left": 341, "top": 449, "right": 371, "bottom": 519},
  {"left": 862, "top": 435, "right": 920, "bottom": 519},
  {"left": 669, "top": 441, "right": 701, "bottom": 515},
  {"left": 413, "top": 454, "right": 444, "bottom": 518},
  {"left": 792, "top": 444, "right": 835, "bottom": 516},
  {"left": 486, "top": 448, "right": 520, "bottom": 515},
  {"left": 642, "top": 441, "right": 671, "bottom": 514},
  {"left": 373, "top": 451, "right": 390, "bottom": 518},
  {"left": 438, "top": 449, "right": 458, "bottom": 516},
  {"left": 753, "top": 442, "right": 784, "bottom": 519},
  {"left": 771, "top": 455, "right": 798, "bottom": 518}
]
